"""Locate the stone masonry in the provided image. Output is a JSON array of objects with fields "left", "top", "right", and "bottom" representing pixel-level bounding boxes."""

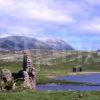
[{"left": 21, "top": 51, "right": 36, "bottom": 89}]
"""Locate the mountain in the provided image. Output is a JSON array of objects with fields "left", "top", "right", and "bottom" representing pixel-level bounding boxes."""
[
  {"left": 44, "top": 39, "right": 74, "bottom": 51},
  {"left": 0, "top": 36, "right": 74, "bottom": 51},
  {"left": 0, "top": 36, "right": 51, "bottom": 51}
]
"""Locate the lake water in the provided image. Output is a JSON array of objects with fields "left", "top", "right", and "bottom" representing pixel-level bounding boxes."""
[
  {"left": 37, "top": 84, "right": 100, "bottom": 91},
  {"left": 37, "top": 73, "right": 100, "bottom": 91},
  {"left": 55, "top": 73, "right": 100, "bottom": 84}
]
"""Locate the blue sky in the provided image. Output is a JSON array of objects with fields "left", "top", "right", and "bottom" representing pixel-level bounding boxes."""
[{"left": 0, "top": 0, "right": 100, "bottom": 50}]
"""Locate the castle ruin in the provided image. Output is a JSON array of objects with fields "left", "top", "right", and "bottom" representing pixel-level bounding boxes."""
[
  {"left": 0, "top": 51, "right": 36, "bottom": 91},
  {"left": 22, "top": 51, "right": 36, "bottom": 89}
]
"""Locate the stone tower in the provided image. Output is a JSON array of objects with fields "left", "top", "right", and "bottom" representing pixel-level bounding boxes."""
[
  {"left": 23, "top": 52, "right": 32, "bottom": 71},
  {"left": 22, "top": 51, "right": 36, "bottom": 89}
]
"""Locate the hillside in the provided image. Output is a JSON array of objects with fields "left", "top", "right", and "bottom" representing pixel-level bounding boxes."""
[
  {"left": 44, "top": 39, "right": 74, "bottom": 50},
  {"left": 0, "top": 36, "right": 74, "bottom": 51}
]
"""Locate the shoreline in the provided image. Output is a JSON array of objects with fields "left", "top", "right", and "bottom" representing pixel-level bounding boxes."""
[
  {"left": 68, "top": 71, "right": 100, "bottom": 75},
  {"left": 47, "top": 71, "right": 100, "bottom": 78}
]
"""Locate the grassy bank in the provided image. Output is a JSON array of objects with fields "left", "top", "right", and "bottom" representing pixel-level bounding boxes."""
[{"left": 1, "top": 90, "right": 100, "bottom": 100}]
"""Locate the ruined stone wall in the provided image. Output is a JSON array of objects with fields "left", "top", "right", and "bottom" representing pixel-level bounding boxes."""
[{"left": 0, "top": 51, "right": 36, "bottom": 91}]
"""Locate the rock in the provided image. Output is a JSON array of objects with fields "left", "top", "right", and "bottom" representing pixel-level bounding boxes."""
[{"left": 1, "top": 69, "right": 13, "bottom": 82}]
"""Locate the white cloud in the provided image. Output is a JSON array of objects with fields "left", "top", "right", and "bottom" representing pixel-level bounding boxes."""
[
  {"left": 77, "top": 17, "right": 100, "bottom": 33},
  {"left": 0, "top": 0, "right": 74, "bottom": 24},
  {"left": 81, "top": 24, "right": 100, "bottom": 33},
  {"left": 0, "top": 0, "right": 77, "bottom": 38},
  {"left": 0, "top": 33, "right": 10, "bottom": 38},
  {"left": 85, "top": 0, "right": 100, "bottom": 5}
]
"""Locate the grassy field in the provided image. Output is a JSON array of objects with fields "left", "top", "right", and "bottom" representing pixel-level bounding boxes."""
[
  {"left": 1, "top": 90, "right": 100, "bottom": 100},
  {"left": 0, "top": 50, "right": 100, "bottom": 100}
]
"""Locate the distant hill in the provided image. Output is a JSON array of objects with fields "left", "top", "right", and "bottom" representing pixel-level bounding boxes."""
[
  {"left": 0, "top": 36, "right": 74, "bottom": 51},
  {"left": 44, "top": 39, "right": 74, "bottom": 51}
]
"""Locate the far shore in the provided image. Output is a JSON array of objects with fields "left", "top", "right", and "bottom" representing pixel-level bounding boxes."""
[
  {"left": 47, "top": 71, "right": 100, "bottom": 79},
  {"left": 68, "top": 71, "right": 100, "bottom": 75}
]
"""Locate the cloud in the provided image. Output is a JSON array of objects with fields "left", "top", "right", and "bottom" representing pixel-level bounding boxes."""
[
  {"left": 0, "top": 33, "right": 10, "bottom": 38},
  {"left": 0, "top": 0, "right": 78, "bottom": 39},
  {"left": 76, "top": 17, "right": 100, "bottom": 34},
  {"left": 80, "top": 23, "right": 100, "bottom": 33},
  {"left": 85, "top": 0, "right": 100, "bottom": 5},
  {"left": 0, "top": 0, "right": 74, "bottom": 24}
]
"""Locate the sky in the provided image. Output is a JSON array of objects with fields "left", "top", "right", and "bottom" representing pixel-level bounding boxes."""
[{"left": 0, "top": 0, "right": 100, "bottom": 50}]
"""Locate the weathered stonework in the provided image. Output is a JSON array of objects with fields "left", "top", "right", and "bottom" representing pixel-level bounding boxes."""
[
  {"left": 21, "top": 51, "right": 36, "bottom": 89},
  {"left": 22, "top": 68, "right": 36, "bottom": 89},
  {"left": 0, "top": 51, "right": 36, "bottom": 91}
]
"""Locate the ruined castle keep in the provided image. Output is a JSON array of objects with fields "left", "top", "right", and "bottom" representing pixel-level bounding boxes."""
[
  {"left": 22, "top": 51, "right": 36, "bottom": 89},
  {"left": 23, "top": 52, "right": 33, "bottom": 71}
]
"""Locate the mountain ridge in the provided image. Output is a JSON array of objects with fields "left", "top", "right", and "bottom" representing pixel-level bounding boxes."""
[{"left": 0, "top": 36, "right": 74, "bottom": 51}]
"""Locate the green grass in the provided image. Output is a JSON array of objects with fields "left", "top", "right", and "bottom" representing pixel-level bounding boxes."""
[
  {"left": 0, "top": 60, "right": 22, "bottom": 73},
  {"left": 1, "top": 90, "right": 100, "bottom": 100}
]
